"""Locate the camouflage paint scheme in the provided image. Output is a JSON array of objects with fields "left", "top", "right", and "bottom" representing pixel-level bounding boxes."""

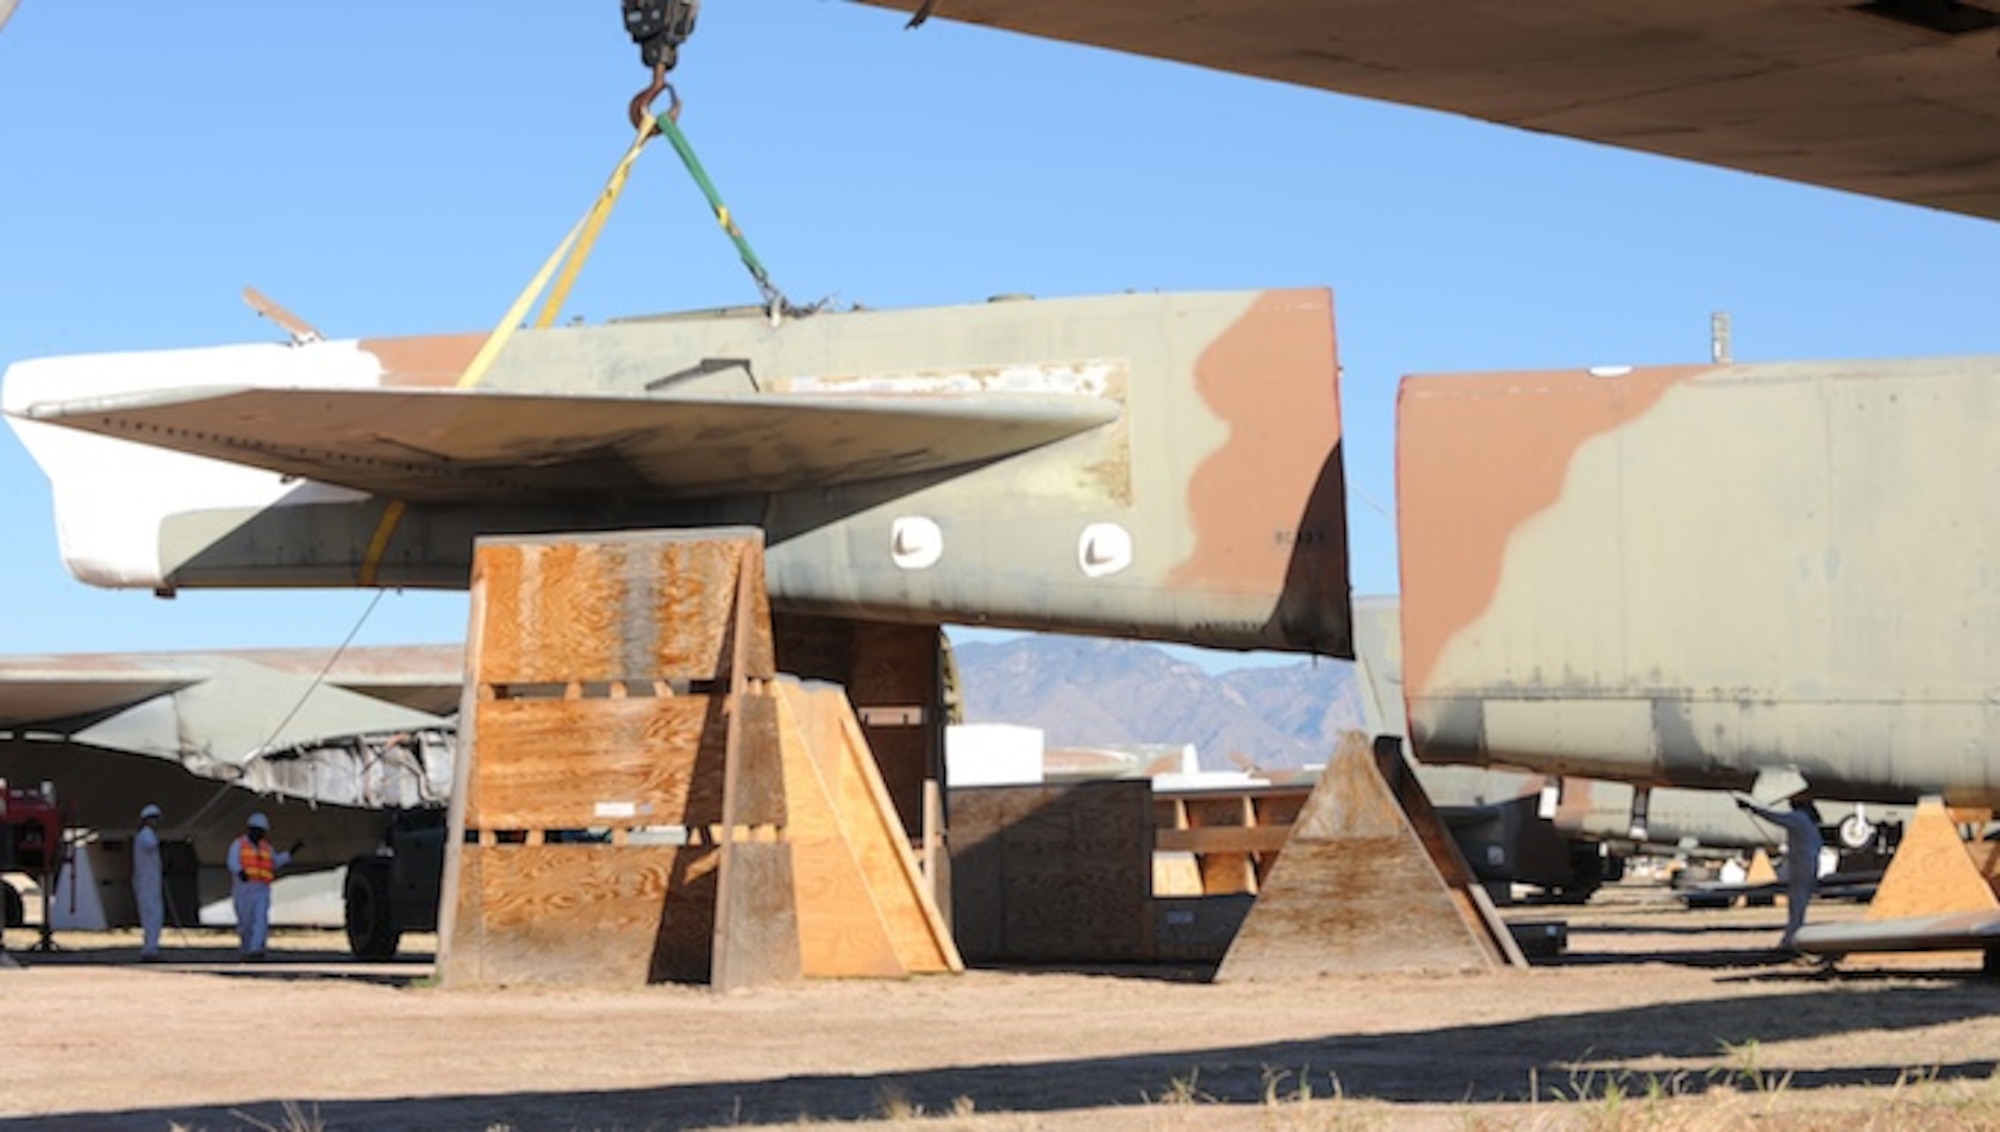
[
  {"left": 1398, "top": 359, "right": 2000, "bottom": 806},
  {"left": 1356, "top": 594, "right": 1905, "bottom": 861},
  {"left": 4, "top": 290, "right": 1351, "bottom": 658},
  {"left": 860, "top": 0, "right": 2000, "bottom": 221}
]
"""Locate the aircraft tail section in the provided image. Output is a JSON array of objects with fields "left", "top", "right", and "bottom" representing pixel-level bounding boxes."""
[{"left": 4, "top": 289, "right": 1351, "bottom": 656}]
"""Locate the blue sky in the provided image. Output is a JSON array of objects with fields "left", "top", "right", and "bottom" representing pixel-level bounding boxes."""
[{"left": 5, "top": 2, "right": 2000, "bottom": 666}]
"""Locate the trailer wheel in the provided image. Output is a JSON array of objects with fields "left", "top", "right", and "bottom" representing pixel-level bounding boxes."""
[
  {"left": 344, "top": 859, "right": 401, "bottom": 961},
  {"left": 2, "top": 882, "right": 22, "bottom": 928},
  {"left": 1837, "top": 813, "right": 1878, "bottom": 852}
]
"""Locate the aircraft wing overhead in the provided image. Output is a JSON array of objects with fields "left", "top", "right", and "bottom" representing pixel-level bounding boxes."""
[
  {"left": 0, "top": 645, "right": 465, "bottom": 731},
  {"left": 20, "top": 385, "right": 1121, "bottom": 504},
  {"left": 862, "top": 0, "right": 2000, "bottom": 220},
  {"left": 209, "top": 645, "right": 467, "bottom": 716},
  {"left": 0, "top": 665, "right": 198, "bottom": 731}
]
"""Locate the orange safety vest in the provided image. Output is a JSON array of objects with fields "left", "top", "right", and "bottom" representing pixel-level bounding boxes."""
[{"left": 235, "top": 836, "right": 276, "bottom": 884}]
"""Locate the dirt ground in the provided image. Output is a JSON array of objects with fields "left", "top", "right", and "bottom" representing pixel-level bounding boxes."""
[{"left": 2, "top": 883, "right": 1998, "bottom": 1132}]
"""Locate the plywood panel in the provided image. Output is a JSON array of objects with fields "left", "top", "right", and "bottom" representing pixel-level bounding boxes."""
[
  {"left": 665, "top": 538, "right": 771, "bottom": 681},
  {"left": 473, "top": 532, "right": 773, "bottom": 685},
  {"left": 474, "top": 541, "right": 628, "bottom": 684},
  {"left": 1216, "top": 732, "right": 1509, "bottom": 981},
  {"left": 778, "top": 692, "right": 905, "bottom": 978},
  {"left": 445, "top": 843, "right": 713, "bottom": 986},
  {"left": 794, "top": 684, "right": 961, "bottom": 973},
  {"left": 465, "top": 696, "right": 726, "bottom": 828},
  {"left": 1869, "top": 798, "right": 2000, "bottom": 921},
  {"left": 949, "top": 780, "right": 1153, "bottom": 963}
]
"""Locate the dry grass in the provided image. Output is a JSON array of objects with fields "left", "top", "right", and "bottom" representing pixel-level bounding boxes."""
[{"left": 160, "top": 1064, "right": 2000, "bottom": 1132}]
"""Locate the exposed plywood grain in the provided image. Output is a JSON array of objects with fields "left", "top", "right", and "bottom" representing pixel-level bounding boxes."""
[
  {"left": 1218, "top": 837, "right": 1491, "bottom": 980},
  {"left": 443, "top": 843, "right": 711, "bottom": 986},
  {"left": 474, "top": 541, "right": 627, "bottom": 684},
  {"left": 950, "top": 780, "right": 1153, "bottom": 964},
  {"left": 471, "top": 533, "right": 772, "bottom": 685},
  {"left": 1216, "top": 733, "right": 1506, "bottom": 981},
  {"left": 464, "top": 696, "right": 727, "bottom": 828},
  {"left": 1153, "top": 854, "right": 1204, "bottom": 899},
  {"left": 1869, "top": 798, "right": 2000, "bottom": 922},
  {"left": 791, "top": 684, "right": 961, "bottom": 973},
  {"left": 1197, "top": 852, "right": 1257, "bottom": 896},
  {"left": 777, "top": 693, "right": 906, "bottom": 978}
]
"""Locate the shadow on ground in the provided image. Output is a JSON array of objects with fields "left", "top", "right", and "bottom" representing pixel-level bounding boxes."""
[{"left": 11, "top": 979, "right": 1997, "bottom": 1131}]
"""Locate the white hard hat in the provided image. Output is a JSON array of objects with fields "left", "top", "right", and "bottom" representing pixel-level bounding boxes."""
[
  {"left": 140, "top": 804, "right": 162, "bottom": 820},
  {"left": 247, "top": 812, "right": 270, "bottom": 831}
]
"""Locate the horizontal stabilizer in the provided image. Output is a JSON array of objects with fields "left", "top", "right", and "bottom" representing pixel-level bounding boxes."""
[{"left": 22, "top": 385, "right": 1120, "bottom": 504}]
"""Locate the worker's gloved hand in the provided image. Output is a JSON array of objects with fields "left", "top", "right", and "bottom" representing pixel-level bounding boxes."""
[
  {"left": 236, "top": 871, "right": 248, "bottom": 882},
  {"left": 289, "top": 840, "right": 305, "bottom": 855}
]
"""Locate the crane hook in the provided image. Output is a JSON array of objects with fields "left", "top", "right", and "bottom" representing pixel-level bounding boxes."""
[{"left": 629, "top": 61, "right": 682, "bottom": 134}]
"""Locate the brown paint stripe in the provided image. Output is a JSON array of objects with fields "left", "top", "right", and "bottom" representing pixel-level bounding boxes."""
[
  {"left": 1169, "top": 288, "right": 1342, "bottom": 592},
  {"left": 358, "top": 333, "right": 486, "bottom": 388},
  {"left": 1396, "top": 365, "right": 1708, "bottom": 699}
]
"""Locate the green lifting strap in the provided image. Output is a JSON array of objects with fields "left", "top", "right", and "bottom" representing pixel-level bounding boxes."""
[{"left": 654, "top": 113, "right": 804, "bottom": 317}]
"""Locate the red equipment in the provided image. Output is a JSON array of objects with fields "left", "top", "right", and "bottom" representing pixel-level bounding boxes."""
[{"left": 1, "top": 781, "right": 69, "bottom": 952}]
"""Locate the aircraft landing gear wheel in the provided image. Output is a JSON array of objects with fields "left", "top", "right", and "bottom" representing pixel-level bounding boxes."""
[
  {"left": 1837, "top": 813, "right": 1878, "bottom": 852},
  {"left": 344, "top": 859, "right": 401, "bottom": 961}
]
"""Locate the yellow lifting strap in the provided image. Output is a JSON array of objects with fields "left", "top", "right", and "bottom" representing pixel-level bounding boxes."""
[{"left": 359, "top": 118, "right": 658, "bottom": 586}]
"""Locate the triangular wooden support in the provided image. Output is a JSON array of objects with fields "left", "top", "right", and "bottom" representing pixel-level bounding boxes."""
[
  {"left": 1868, "top": 799, "right": 2000, "bottom": 922},
  {"left": 1215, "top": 732, "right": 1524, "bottom": 981},
  {"left": 779, "top": 682, "right": 961, "bottom": 977}
]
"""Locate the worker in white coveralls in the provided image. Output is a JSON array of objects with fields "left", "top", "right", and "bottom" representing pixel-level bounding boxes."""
[
  {"left": 133, "top": 803, "right": 165, "bottom": 960},
  {"left": 1736, "top": 791, "right": 1825, "bottom": 951},
  {"left": 227, "top": 812, "right": 300, "bottom": 960}
]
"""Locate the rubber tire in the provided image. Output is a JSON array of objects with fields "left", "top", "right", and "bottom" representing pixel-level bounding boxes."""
[
  {"left": 1, "top": 883, "right": 22, "bottom": 928},
  {"left": 344, "top": 859, "right": 401, "bottom": 961},
  {"left": 1837, "top": 813, "right": 1878, "bottom": 852}
]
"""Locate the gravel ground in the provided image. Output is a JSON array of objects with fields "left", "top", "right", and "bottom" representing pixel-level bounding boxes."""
[{"left": 1, "top": 882, "right": 1996, "bottom": 1131}]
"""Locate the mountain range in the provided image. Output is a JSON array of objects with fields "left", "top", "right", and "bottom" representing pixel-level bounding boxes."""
[{"left": 949, "top": 634, "right": 1362, "bottom": 771}]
